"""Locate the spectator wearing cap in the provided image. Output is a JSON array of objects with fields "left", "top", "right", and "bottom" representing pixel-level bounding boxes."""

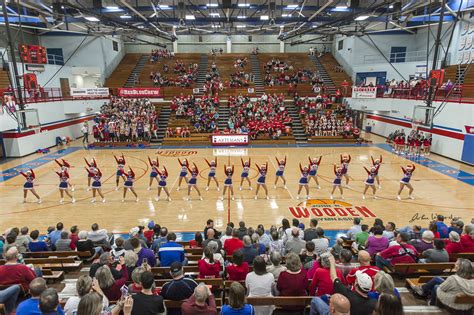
[
  {"left": 158, "top": 232, "right": 185, "bottom": 267},
  {"left": 16, "top": 277, "right": 65, "bottom": 314},
  {"left": 28, "top": 230, "right": 49, "bottom": 252},
  {"left": 310, "top": 293, "right": 350, "bottom": 315},
  {"left": 124, "top": 227, "right": 148, "bottom": 250},
  {"left": 0, "top": 247, "right": 36, "bottom": 291},
  {"left": 285, "top": 227, "right": 306, "bottom": 255},
  {"left": 435, "top": 215, "right": 449, "bottom": 238},
  {"left": 375, "top": 232, "right": 418, "bottom": 271},
  {"left": 329, "top": 253, "right": 377, "bottom": 315},
  {"left": 409, "top": 230, "right": 434, "bottom": 253},
  {"left": 445, "top": 231, "right": 463, "bottom": 258},
  {"left": 182, "top": 283, "right": 217, "bottom": 315},
  {"left": 130, "top": 237, "right": 156, "bottom": 267},
  {"left": 346, "top": 250, "right": 380, "bottom": 291},
  {"left": 346, "top": 218, "right": 362, "bottom": 240},
  {"left": 161, "top": 262, "right": 198, "bottom": 315},
  {"left": 448, "top": 219, "right": 463, "bottom": 235},
  {"left": 309, "top": 252, "right": 344, "bottom": 296},
  {"left": 224, "top": 228, "right": 243, "bottom": 255},
  {"left": 304, "top": 219, "right": 319, "bottom": 242},
  {"left": 143, "top": 221, "right": 156, "bottom": 245}
]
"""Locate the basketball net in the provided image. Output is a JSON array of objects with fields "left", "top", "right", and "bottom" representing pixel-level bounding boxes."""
[{"left": 411, "top": 119, "right": 423, "bottom": 133}]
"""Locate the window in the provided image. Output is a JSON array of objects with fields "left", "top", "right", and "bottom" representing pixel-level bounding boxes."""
[
  {"left": 390, "top": 46, "right": 406, "bottom": 63},
  {"left": 338, "top": 40, "right": 343, "bottom": 51},
  {"left": 46, "top": 48, "right": 64, "bottom": 65},
  {"left": 113, "top": 40, "right": 119, "bottom": 51}
]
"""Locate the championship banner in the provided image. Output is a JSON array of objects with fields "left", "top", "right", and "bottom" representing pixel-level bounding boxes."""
[
  {"left": 117, "top": 88, "right": 162, "bottom": 97},
  {"left": 71, "top": 88, "right": 110, "bottom": 97},
  {"left": 351, "top": 87, "right": 377, "bottom": 99},
  {"left": 211, "top": 134, "right": 249, "bottom": 146},
  {"left": 465, "top": 125, "right": 474, "bottom": 134}
]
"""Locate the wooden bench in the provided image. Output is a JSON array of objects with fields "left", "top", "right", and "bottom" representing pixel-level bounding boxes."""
[
  {"left": 406, "top": 275, "right": 448, "bottom": 288},
  {"left": 185, "top": 248, "right": 204, "bottom": 255},
  {"left": 0, "top": 257, "right": 83, "bottom": 272},
  {"left": 391, "top": 262, "right": 455, "bottom": 277},
  {"left": 164, "top": 298, "right": 223, "bottom": 309},
  {"left": 151, "top": 265, "right": 199, "bottom": 278},
  {"left": 247, "top": 296, "right": 313, "bottom": 306},
  {"left": 450, "top": 252, "right": 474, "bottom": 261},
  {"left": 23, "top": 251, "right": 91, "bottom": 259},
  {"left": 41, "top": 269, "right": 65, "bottom": 283}
]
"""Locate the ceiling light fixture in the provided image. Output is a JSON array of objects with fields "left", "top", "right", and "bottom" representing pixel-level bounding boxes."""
[
  {"left": 237, "top": 15, "right": 247, "bottom": 19},
  {"left": 84, "top": 16, "right": 100, "bottom": 22},
  {"left": 209, "top": 12, "right": 220, "bottom": 17},
  {"left": 158, "top": 5, "right": 170, "bottom": 9},
  {"left": 282, "top": 14, "right": 291, "bottom": 17},
  {"left": 238, "top": 3, "right": 251, "bottom": 7},
  {"left": 185, "top": 15, "right": 196, "bottom": 20},
  {"left": 208, "top": 3, "right": 219, "bottom": 7},
  {"left": 335, "top": 5, "right": 348, "bottom": 9},
  {"left": 355, "top": 15, "right": 369, "bottom": 21},
  {"left": 260, "top": 15, "right": 269, "bottom": 20},
  {"left": 285, "top": 5, "right": 298, "bottom": 9},
  {"left": 236, "top": 25, "right": 246, "bottom": 28},
  {"left": 105, "top": 6, "right": 121, "bottom": 11},
  {"left": 120, "top": 15, "right": 132, "bottom": 19}
]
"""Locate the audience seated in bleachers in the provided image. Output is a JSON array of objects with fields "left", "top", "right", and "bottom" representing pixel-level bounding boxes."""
[{"left": 171, "top": 94, "right": 219, "bottom": 133}]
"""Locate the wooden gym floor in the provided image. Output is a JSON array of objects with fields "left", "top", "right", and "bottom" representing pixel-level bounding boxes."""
[{"left": 0, "top": 134, "right": 473, "bottom": 233}]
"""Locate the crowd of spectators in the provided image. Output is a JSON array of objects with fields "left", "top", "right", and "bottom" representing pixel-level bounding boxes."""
[
  {"left": 0, "top": 214, "right": 473, "bottom": 315},
  {"left": 171, "top": 94, "right": 220, "bottom": 133},
  {"left": 150, "top": 49, "right": 173, "bottom": 63},
  {"left": 149, "top": 60, "right": 198, "bottom": 88},
  {"left": 93, "top": 98, "right": 158, "bottom": 142},
  {"left": 226, "top": 93, "right": 292, "bottom": 139}
]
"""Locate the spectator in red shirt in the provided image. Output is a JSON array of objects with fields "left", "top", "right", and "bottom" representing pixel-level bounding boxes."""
[
  {"left": 143, "top": 221, "right": 156, "bottom": 244},
  {"left": 69, "top": 225, "right": 79, "bottom": 250},
  {"left": 0, "top": 247, "right": 36, "bottom": 291},
  {"left": 226, "top": 250, "right": 249, "bottom": 281},
  {"left": 445, "top": 231, "right": 464, "bottom": 259},
  {"left": 346, "top": 250, "right": 380, "bottom": 291},
  {"left": 309, "top": 252, "right": 344, "bottom": 296},
  {"left": 224, "top": 228, "right": 244, "bottom": 255},
  {"left": 198, "top": 247, "right": 221, "bottom": 279},
  {"left": 375, "top": 232, "right": 418, "bottom": 271},
  {"left": 276, "top": 253, "right": 308, "bottom": 311},
  {"left": 460, "top": 224, "right": 474, "bottom": 252},
  {"left": 181, "top": 283, "right": 217, "bottom": 315},
  {"left": 189, "top": 232, "right": 204, "bottom": 249}
]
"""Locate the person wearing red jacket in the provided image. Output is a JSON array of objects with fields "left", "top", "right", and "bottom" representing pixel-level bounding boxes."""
[
  {"left": 198, "top": 247, "right": 221, "bottom": 279},
  {"left": 122, "top": 168, "right": 138, "bottom": 202},
  {"left": 20, "top": 169, "right": 41, "bottom": 204}
]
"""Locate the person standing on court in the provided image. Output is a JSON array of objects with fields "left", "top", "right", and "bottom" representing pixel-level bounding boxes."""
[{"left": 81, "top": 122, "right": 89, "bottom": 145}]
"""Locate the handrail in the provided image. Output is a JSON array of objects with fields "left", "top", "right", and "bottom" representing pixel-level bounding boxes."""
[
  {"left": 362, "top": 50, "right": 450, "bottom": 64},
  {"left": 0, "top": 87, "right": 110, "bottom": 104}
]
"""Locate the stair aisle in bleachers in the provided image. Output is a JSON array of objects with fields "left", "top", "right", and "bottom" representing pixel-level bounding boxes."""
[
  {"left": 195, "top": 54, "right": 208, "bottom": 97},
  {"left": 250, "top": 54, "right": 264, "bottom": 96},
  {"left": 152, "top": 105, "right": 171, "bottom": 145},
  {"left": 286, "top": 102, "right": 307, "bottom": 144},
  {"left": 310, "top": 55, "right": 336, "bottom": 95},
  {"left": 217, "top": 102, "right": 230, "bottom": 130},
  {"left": 124, "top": 55, "right": 149, "bottom": 88}
]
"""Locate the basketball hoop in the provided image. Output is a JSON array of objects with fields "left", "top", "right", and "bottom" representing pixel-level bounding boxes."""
[
  {"left": 411, "top": 119, "right": 422, "bottom": 132},
  {"left": 32, "top": 126, "right": 41, "bottom": 134}
]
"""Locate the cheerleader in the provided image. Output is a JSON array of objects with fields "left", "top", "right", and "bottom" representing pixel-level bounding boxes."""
[
  {"left": 147, "top": 157, "right": 159, "bottom": 190},
  {"left": 85, "top": 167, "right": 105, "bottom": 203},
  {"left": 177, "top": 158, "right": 189, "bottom": 191},
  {"left": 156, "top": 167, "right": 171, "bottom": 201},
  {"left": 397, "top": 164, "right": 415, "bottom": 200},
  {"left": 20, "top": 169, "right": 41, "bottom": 203},
  {"left": 330, "top": 165, "right": 344, "bottom": 200},
  {"left": 84, "top": 158, "right": 97, "bottom": 191},
  {"left": 414, "top": 137, "right": 422, "bottom": 157},
  {"left": 114, "top": 154, "right": 126, "bottom": 190},
  {"left": 340, "top": 154, "right": 351, "bottom": 187},
  {"left": 221, "top": 165, "right": 235, "bottom": 201},
  {"left": 122, "top": 168, "right": 138, "bottom": 202},
  {"left": 399, "top": 135, "right": 406, "bottom": 155},
  {"left": 362, "top": 166, "right": 378, "bottom": 200},
  {"left": 273, "top": 156, "right": 287, "bottom": 188},
  {"left": 186, "top": 163, "right": 202, "bottom": 200},
  {"left": 308, "top": 156, "right": 322, "bottom": 189},
  {"left": 55, "top": 159, "right": 74, "bottom": 191},
  {"left": 254, "top": 162, "right": 269, "bottom": 200},
  {"left": 55, "top": 168, "right": 75, "bottom": 203},
  {"left": 423, "top": 134, "right": 432, "bottom": 155},
  {"left": 296, "top": 164, "right": 310, "bottom": 200},
  {"left": 239, "top": 158, "right": 252, "bottom": 191},
  {"left": 205, "top": 159, "right": 220, "bottom": 191},
  {"left": 371, "top": 155, "right": 383, "bottom": 189}
]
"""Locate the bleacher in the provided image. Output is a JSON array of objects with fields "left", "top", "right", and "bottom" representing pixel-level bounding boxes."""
[
  {"left": 104, "top": 54, "right": 142, "bottom": 89},
  {"left": 258, "top": 53, "right": 318, "bottom": 96},
  {"left": 318, "top": 53, "right": 352, "bottom": 88},
  {"left": 0, "top": 70, "right": 10, "bottom": 89},
  {"left": 162, "top": 108, "right": 212, "bottom": 146}
]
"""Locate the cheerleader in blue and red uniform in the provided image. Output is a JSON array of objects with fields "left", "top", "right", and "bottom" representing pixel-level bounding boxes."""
[
  {"left": 186, "top": 163, "right": 202, "bottom": 200},
  {"left": 308, "top": 156, "right": 322, "bottom": 189},
  {"left": 205, "top": 159, "right": 220, "bottom": 191},
  {"left": 254, "top": 162, "right": 269, "bottom": 200},
  {"left": 371, "top": 155, "right": 383, "bottom": 189},
  {"left": 397, "top": 164, "right": 415, "bottom": 200},
  {"left": 156, "top": 166, "right": 171, "bottom": 201},
  {"left": 55, "top": 168, "right": 75, "bottom": 203},
  {"left": 85, "top": 167, "right": 105, "bottom": 203},
  {"left": 20, "top": 169, "right": 41, "bottom": 203},
  {"left": 274, "top": 156, "right": 287, "bottom": 188},
  {"left": 296, "top": 163, "right": 310, "bottom": 200},
  {"left": 177, "top": 158, "right": 189, "bottom": 191},
  {"left": 122, "top": 168, "right": 138, "bottom": 202},
  {"left": 330, "top": 165, "right": 344, "bottom": 200},
  {"left": 362, "top": 166, "right": 378, "bottom": 200},
  {"left": 239, "top": 158, "right": 252, "bottom": 191},
  {"left": 147, "top": 157, "right": 159, "bottom": 190},
  {"left": 221, "top": 165, "right": 235, "bottom": 201},
  {"left": 114, "top": 154, "right": 126, "bottom": 190},
  {"left": 84, "top": 158, "right": 97, "bottom": 191},
  {"left": 55, "top": 159, "right": 75, "bottom": 191},
  {"left": 340, "top": 154, "right": 351, "bottom": 187}
]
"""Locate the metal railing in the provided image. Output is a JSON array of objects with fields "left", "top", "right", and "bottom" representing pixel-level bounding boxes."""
[
  {"left": 362, "top": 50, "right": 450, "bottom": 64},
  {"left": 0, "top": 87, "right": 110, "bottom": 104}
]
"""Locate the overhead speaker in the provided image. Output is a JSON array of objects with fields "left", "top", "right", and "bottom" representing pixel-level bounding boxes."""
[
  {"left": 223, "top": 0, "right": 232, "bottom": 9},
  {"left": 269, "top": 1, "right": 276, "bottom": 11},
  {"left": 93, "top": 0, "right": 103, "bottom": 9},
  {"left": 347, "top": 0, "right": 359, "bottom": 8},
  {"left": 248, "top": 35, "right": 252, "bottom": 42}
]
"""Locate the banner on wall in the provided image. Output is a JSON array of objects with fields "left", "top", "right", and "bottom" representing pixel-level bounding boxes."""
[
  {"left": 71, "top": 88, "right": 110, "bottom": 97},
  {"left": 465, "top": 125, "right": 474, "bottom": 134},
  {"left": 211, "top": 134, "right": 249, "bottom": 146},
  {"left": 351, "top": 87, "right": 376, "bottom": 99},
  {"left": 117, "top": 88, "right": 162, "bottom": 97}
]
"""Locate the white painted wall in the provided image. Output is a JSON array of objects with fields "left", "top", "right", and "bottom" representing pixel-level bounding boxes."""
[{"left": 346, "top": 97, "right": 472, "bottom": 161}]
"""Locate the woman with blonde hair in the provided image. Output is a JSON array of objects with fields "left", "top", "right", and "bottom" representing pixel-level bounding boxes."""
[
  {"left": 95, "top": 262, "right": 128, "bottom": 301},
  {"left": 368, "top": 271, "right": 400, "bottom": 300}
]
